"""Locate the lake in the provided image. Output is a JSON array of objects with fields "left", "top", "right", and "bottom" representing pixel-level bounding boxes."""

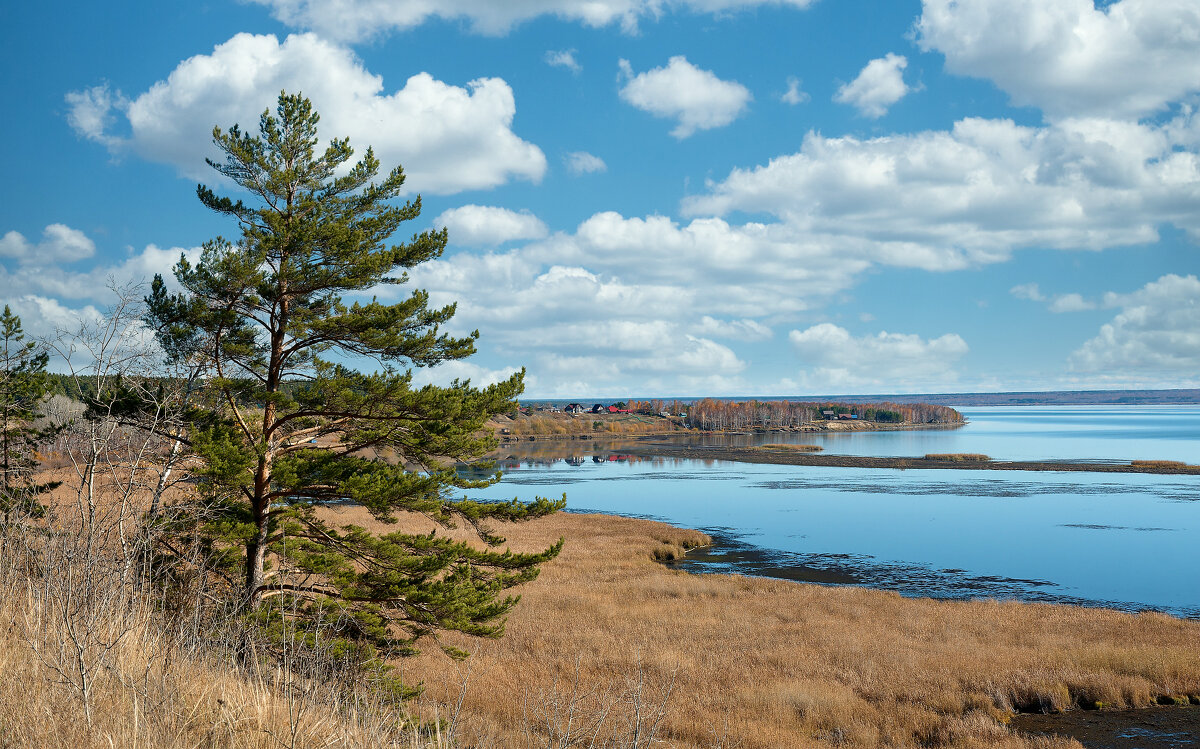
[{"left": 467, "top": 406, "right": 1200, "bottom": 617}]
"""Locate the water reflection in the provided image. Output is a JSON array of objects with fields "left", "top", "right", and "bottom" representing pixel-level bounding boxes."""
[
  {"left": 489, "top": 406, "right": 1200, "bottom": 463},
  {"left": 464, "top": 407, "right": 1200, "bottom": 617}
]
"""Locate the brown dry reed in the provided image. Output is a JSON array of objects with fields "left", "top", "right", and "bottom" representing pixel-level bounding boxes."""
[
  {"left": 6, "top": 472, "right": 1200, "bottom": 749},
  {"left": 323, "top": 508, "right": 1200, "bottom": 749},
  {"left": 758, "top": 444, "right": 824, "bottom": 452},
  {"left": 0, "top": 483, "right": 451, "bottom": 749}
]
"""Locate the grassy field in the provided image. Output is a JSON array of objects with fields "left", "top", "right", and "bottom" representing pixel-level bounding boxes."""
[
  {"left": 317, "top": 506, "right": 1200, "bottom": 749},
  {"left": 6, "top": 471, "right": 1199, "bottom": 748}
]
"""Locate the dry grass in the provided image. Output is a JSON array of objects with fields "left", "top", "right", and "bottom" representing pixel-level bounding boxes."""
[
  {"left": 0, "top": 593, "right": 436, "bottom": 747},
  {"left": 312, "top": 506, "right": 1200, "bottom": 749},
  {"left": 10, "top": 467, "right": 1199, "bottom": 748},
  {"left": 1130, "top": 460, "right": 1190, "bottom": 468},
  {"left": 758, "top": 443, "right": 824, "bottom": 452},
  {"left": 924, "top": 453, "right": 992, "bottom": 462},
  {"left": 0, "top": 472, "right": 452, "bottom": 749},
  {"left": 0, "top": 551, "right": 453, "bottom": 748}
]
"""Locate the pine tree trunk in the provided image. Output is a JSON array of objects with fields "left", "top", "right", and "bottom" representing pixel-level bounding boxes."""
[{"left": 246, "top": 523, "right": 267, "bottom": 608}]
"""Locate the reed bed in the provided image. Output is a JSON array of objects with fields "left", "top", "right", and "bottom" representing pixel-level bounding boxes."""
[
  {"left": 758, "top": 443, "right": 824, "bottom": 452},
  {"left": 924, "top": 453, "right": 992, "bottom": 462},
  {"left": 312, "top": 507, "right": 1200, "bottom": 749},
  {"left": 8, "top": 472, "right": 1199, "bottom": 748}
]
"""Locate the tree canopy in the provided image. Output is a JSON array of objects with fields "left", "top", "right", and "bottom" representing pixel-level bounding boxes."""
[
  {"left": 0, "top": 306, "right": 59, "bottom": 522},
  {"left": 148, "top": 92, "right": 562, "bottom": 670}
]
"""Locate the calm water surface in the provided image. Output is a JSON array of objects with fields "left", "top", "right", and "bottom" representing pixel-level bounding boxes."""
[
  {"left": 468, "top": 407, "right": 1200, "bottom": 616},
  {"left": 665, "top": 405, "right": 1200, "bottom": 462}
]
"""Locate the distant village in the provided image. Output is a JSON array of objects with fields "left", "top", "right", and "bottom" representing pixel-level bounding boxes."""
[
  {"left": 522, "top": 402, "right": 867, "bottom": 421},
  {"left": 518, "top": 402, "right": 682, "bottom": 417},
  {"left": 511, "top": 399, "right": 965, "bottom": 429}
]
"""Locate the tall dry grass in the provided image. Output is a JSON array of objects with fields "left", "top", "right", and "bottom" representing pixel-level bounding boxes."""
[
  {"left": 315, "top": 506, "right": 1200, "bottom": 749},
  {"left": 758, "top": 444, "right": 823, "bottom": 452},
  {"left": 1130, "top": 460, "right": 1191, "bottom": 469},
  {"left": 0, "top": 497, "right": 453, "bottom": 748},
  {"left": 8, "top": 462, "right": 1199, "bottom": 748}
]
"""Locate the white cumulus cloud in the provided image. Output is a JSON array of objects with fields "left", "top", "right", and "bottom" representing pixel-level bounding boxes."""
[
  {"left": 834, "top": 53, "right": 911, "bottom": 118},
  {"left": 544, "top": 49, "right": 581, "bottom": 73},
  {"left": 1070, "top": 274, "right": 1200, "bottom": 376},
  {"left": 1012, "top": 283, "right": 1098, "bottom": 312},
  {"left": 780, "top": 76, "right": 810, "bottom": 105},
  {"left": 1009, "top": 282, "right": 1045, "bottom": 301},
  {"left": 408, "top": 360, "right": 524, "bottom": 389},
  {"left": 2, "top": 295, "right": 105, "bottom": 339},
  {"left": 249, "top": 0, "right": 817, "bottom": 41},
  {"left": 693, "top": 316, "right": 774, "bottom": 341},
  {"left": 1, "top": 224, "right": 199, "bottom": 307},
  {"left": 0, "top": 224, "right": 96, "bottom": 264},
  {"left": 618, "top": 56, "right": 752, "bottom": 139},
  {"left": 564, "top": 151, "right": 607, "bottom": 175},
  {"left": 391, "top": 208, "right": 896, "bottom": 395},
  {"left": 788, "top": 323, "right": 968, "bottom": 391},
  {"left": 66, "top": 33, "right": 546, "bottom": 195},
  {"left": 917, "top": 0, "right": 1200, "bottom": 120},
  {"left": 684, "top": 116, "right": 1200, "bottom": 267},
  {"left": 1048, "top": 293, "right": 1096, "bottom": 313},
  {"left": 64, "top": 85, "right": 127, "bottom": 149},
  {"left": 434, "top": 205, "right": 548, "bottom": 246}
]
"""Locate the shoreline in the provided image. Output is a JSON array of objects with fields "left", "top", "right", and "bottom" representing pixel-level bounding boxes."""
[
  {"left": 376, "top": 509, "right": 1200, "bottom": 748},
  {"left": 657, "top": 525, "right": 1200, "bottom": 619},
  {"left": 497, "top": 420, "right": 966, "bottom": 442},
  {"left": 622, "top": 443, "right": 1200, "bottom": 475}
]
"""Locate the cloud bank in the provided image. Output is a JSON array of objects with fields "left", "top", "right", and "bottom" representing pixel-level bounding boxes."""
[
  {"left": 250, "top": 0, "right": 817, "bottom": 41},
  {"left": 66, "top": 33, "right": 546, "bottom": 195},
  {"left": 917, "top": 0, "right": 1200, "bottom": 120}
]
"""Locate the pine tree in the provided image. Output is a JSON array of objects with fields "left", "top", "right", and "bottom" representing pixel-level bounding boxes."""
[
  {"left": 0, "top": 306, "right": 59, "bottom": 522},
  {"left": 148, "top": 92, "right": 562, "bottom": 666}
]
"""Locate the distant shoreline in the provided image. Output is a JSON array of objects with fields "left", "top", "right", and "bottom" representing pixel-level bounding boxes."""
[
  {"left": 798, "top": 389, "right": 1200, "bottom": 407},
  {"left": 517, "top": 389, "right": 1200, "bottom": 407},
  {"left": 622, "top": 443, "right": 1200, "bottom": 475},
  {"left": 497, "top": 419, "right": 964, "bottom": 443}
]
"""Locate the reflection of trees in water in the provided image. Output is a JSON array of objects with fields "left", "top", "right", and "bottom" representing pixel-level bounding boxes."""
[
  {"left": 488, "top": 439, "right": 653, "bottom": 461},
  {"left": 471, "top": 440, "right": 703, "bottom": 470}
]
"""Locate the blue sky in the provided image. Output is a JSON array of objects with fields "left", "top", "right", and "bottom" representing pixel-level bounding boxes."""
[{"left": 2, "top": 0, "right": 1199, "bottom": 397}]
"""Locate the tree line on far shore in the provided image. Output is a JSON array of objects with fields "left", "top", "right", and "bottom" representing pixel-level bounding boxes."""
[{"left": 672, "top": 398, "right": 964, "bottom": 431}]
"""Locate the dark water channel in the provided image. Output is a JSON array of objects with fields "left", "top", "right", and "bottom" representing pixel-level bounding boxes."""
[
  {"left": 467, "top": 407, "right": 1200, "bottom": 617},
  {"left": 1014, "top": 706, "right": 1200, "bottom": 749}
]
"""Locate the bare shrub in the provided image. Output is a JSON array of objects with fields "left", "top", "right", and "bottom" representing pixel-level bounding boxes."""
[{"left": 521, "top": 655, "right": 676, "bottom": 749}]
